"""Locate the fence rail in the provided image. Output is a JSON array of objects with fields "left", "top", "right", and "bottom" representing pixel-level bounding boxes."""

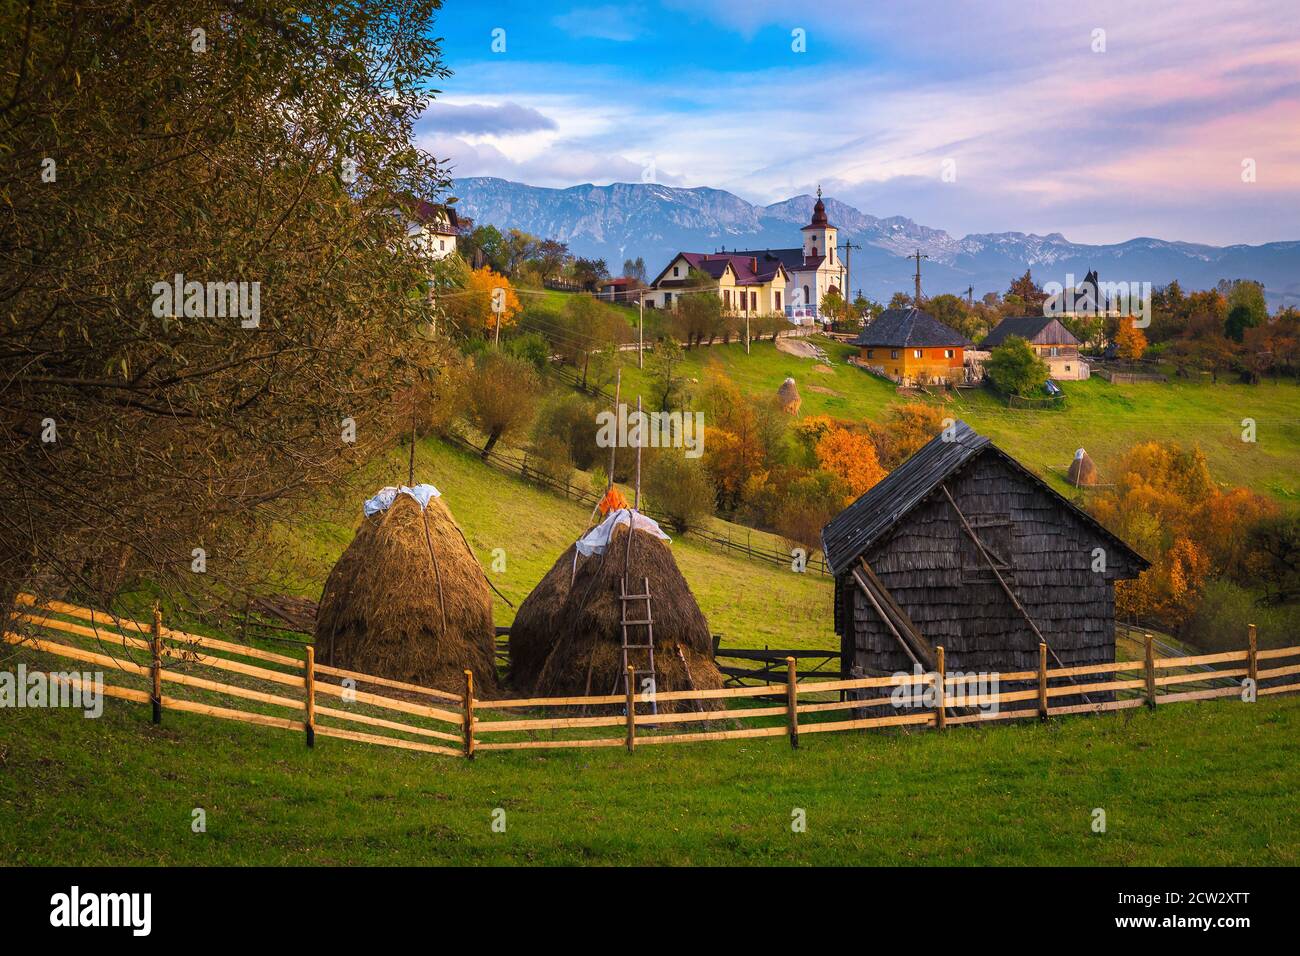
[{"left": 7, "top": 596, "right": 1298, "bottom": 760}]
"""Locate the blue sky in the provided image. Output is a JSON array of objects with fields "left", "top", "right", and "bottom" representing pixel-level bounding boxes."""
[{"left": 421, "top": 0, "right": 1300, "bottom": 246}]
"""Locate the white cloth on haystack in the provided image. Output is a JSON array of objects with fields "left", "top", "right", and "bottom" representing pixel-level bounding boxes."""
[
  {"left": 574, "top": 508, "right": 670, "bottom": 557},
  {"left": 363, "top": 484, "right": 442, "bottom": 516}
]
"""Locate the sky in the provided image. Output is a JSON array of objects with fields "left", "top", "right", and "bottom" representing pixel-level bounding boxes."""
[{"left": 419, "top": 0, "right": 1300, "bottom": 246}]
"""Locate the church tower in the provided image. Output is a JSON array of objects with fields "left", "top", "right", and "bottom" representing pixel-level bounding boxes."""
[{"left": 801, "top": 186, "right": 837, "bottom": 266}]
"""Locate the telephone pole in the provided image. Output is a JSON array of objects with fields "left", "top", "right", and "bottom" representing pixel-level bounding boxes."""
[
  {"left": 910, "top": 249, "right": 930, "bottom": 307},
  {"left": 840, "top": 238, "right": 859, "bottom": 309},
  {"left": 638, "top": 290, "right": 645, "bottom": 368}
]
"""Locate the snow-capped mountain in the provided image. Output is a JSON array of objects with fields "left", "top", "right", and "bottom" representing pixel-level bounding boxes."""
[{"left": 450, "top": 177, "right": 1300, "bottom": 306}]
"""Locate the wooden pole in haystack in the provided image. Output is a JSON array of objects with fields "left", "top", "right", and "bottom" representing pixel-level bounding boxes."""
[
  {"left": 786, "top": 657, "right": 799, "bottom": 748},
  {"left": 1037, "top": 642, "right": 1048, "bottom": 720},
  {"left": 934, "top": 645, "right": 946, "bottom": 730},
  {"left": 304, "top": 645, "right": 316, "bottom": 748},
  {"left": 1143, "top": 633, "right": 1157, "bottom": 709},
  {"left": 463, "top": 669, "right": 475, "bottom": 758},
  {"left": 625, "top": 664, "right": 636, "bottom": 752},
  {"left": 150, "top": 603, "right": 163, "bottom": 725}
]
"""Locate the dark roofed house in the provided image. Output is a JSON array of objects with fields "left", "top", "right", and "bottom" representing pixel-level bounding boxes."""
[
  {"left": 821, "top": 421, "right": 1148, "bottom": 713},
  {"left": 980, "top": 316, "right": 1088, "bottom": 380},
  {"left": 851, "top": 307, "right": 972, "bottom": 386}
]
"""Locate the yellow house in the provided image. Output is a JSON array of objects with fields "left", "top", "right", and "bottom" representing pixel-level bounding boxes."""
[{"left": 648, "top": 252, "right": 790, "bottom": 315}]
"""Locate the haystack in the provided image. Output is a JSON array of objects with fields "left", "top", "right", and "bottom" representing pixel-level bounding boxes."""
[
  {"left": 1067, "top": 448, "right": 1098, "bottom": 487},
  {"left": 508, "top": 512, "right": 723, "bottom": 710},
  {"left": 777, "top": 376, "right": 802, "bottom": 415},
  {"left": 315, "top": 486, "right": 498, "bottom": 694}
]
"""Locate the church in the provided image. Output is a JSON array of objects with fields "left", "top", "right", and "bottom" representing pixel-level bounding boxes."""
[{"left": 647, "top": 188, "right": 849, "bottom": 322}]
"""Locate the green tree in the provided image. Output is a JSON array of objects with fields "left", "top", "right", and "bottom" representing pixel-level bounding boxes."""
[
  {"left": 647, "top": 339, "right": 688, "bottom": 411},
  {"left": 985, "top": 336, "right": 1049, "bottom": 396},
  {"left": 644, "top": 450, "right": 716, "bottom": 533},
  {"left": 1224, "top": 303, "right": 1259, "bottom": 343},
  {"left": 463, "top": 352, "right": 541, "bottom": 457}
]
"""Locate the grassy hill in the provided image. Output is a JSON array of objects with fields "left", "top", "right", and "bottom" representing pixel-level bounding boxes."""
[{"left": 613, "top": 336, "right": 1300, "bottom": 503}]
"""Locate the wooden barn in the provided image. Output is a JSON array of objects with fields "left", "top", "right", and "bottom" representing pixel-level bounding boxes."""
[{"left": 821, "top": 421, "right": 1149, "bottom": 687}]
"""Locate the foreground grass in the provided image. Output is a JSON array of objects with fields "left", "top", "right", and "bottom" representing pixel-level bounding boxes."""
[
  {"left": 615, "top": 337, "right": 1300, "bottom": 503},
  {"left": 2, "top": 693, "right": 1296, "bottom": 865}
]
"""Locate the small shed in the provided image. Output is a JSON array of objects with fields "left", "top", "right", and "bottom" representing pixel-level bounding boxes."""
[{"left": 821, "top": 422, "right": 1148, "bottom": 691}]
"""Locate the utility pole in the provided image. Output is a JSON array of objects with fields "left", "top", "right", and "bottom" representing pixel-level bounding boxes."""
[
  {"left": 910, "top": 249, "right": 930, "bottom": 307},
  {"left": 965, "top": 285, "right": 974, "bottom": 307},
  {"left": 745, "top": 306, "right": 751, "bottom": 355},
  {"left": 638, "top": 290, "right": 645, "bottom": 368},
  {"left": 839, "top": 238, "right": 859, "bottom": 328}
]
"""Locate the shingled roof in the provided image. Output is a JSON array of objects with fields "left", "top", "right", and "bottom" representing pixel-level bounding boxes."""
[
  {"left": 819, "top": 421, "right": 1150, "bottom": 577},
  {"left": 981, "top": 316, "right": 1081, "bottom": 350},
  {"left": 851, "top": 308, "right": 973, "bottom": 349}
]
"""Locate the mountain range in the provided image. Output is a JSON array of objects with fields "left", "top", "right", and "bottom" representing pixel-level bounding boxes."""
[{"left": 451, "top": 176, "right": 1300, "bottom": 308}]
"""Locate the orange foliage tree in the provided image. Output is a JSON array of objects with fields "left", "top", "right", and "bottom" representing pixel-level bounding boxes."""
[
  {"left": 815, "top": 426, "right": 886, "bottom": 502},
  {"left": 445, "top": 265, "right": 522, "bottom": 335},
  {"left": 1090, "top": 441, "right": 1276, "bottom": 627}
]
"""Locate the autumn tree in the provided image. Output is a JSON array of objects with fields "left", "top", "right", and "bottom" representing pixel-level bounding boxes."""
[
  {"left": 1113, "top": 321, "right": 1149, "bottom": 361},
  {"left": 462, "top": 351, "right": 541, "bottom": 457},
  {"left": 0, "top": 1, "right": 450, "bottom": 615},
  {"left": 443, "top": 266, "right": 523, "bottom": 339},
  {"left": 643, "top": 450, "right": 716, "bottom": 533},
  {"left": 815, "top": 426, "right": 886, "bottom": 502}
]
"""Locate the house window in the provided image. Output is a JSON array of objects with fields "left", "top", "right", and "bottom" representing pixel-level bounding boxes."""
[
  {"left": 673, "top": 266, "right": 680, "bottom": 277},
  {"left": 959, "top": 517, "right": 1014, "bottom": 584},
  {"left": 664, "top": 293, "right": 672, "bottom": 307},
  {"left": 913, "top": 349, "right": 923, "bottom": 359},
  {"left": 1050, "top": 346, "right": 1060, "bottom": 357},
  {"left": 866, "top": 349, "right": 874, "bottom": 359},
  {"left": 945, "top": 349, "right": 954, "bottom": 359},
  {"left": 890, "top": 349, "right": 900, "bottom": 360},
  {"left": 1065, "top": 365, "right": 1072, "bottom": 372},
  {"left": 723, "top": 289, "right": 730, "bottom": 308},
  {"left": 750, "top": 291, "right": 757, "bottom": 311},
  {"left": 803, "top": 285, "right": 810, "bottom": 305},
  {"left": 775, "top": 291, "right": 782, "bottom": 310}
]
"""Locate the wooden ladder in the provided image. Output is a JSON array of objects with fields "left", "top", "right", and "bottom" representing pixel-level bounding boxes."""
[{"left": 619, "top": 575, "right": 657, "bottom": 716}]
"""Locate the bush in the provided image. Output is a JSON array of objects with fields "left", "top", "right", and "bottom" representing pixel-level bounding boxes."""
[
  {"left": 530, "top": 391, "right": 601, "bottom": 470},
  {"left": 985, "top": 336, "right": 1048, "bottom": 396},
  {"left": 643, "top": 449, "right": 716, "bottom": 534}
]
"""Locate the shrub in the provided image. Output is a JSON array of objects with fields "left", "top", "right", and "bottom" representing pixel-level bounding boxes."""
[
  {"left": 643, "top": 449, "right": 716, "bottom": 534},
  {"left": 985, "top": 336, "right": 1048, "bottom": 396}
]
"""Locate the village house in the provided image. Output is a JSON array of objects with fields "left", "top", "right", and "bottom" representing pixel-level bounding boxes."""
[
  {"left": 648, "top": 187, "right": 847, "bottom": 322},
  {"left": 821, "top": 421, "right": 1149, "bottom": 700},
  {"left": 978, "top": 316, "right": 1089, "bottom": 380},
  {"left": 596, "top": 276, "right": 638, "bottom": 303},
  {"left": 646, "top": 251, "right": 791, "bottom": 316},
  {"left": 406, "top": 199, "right": 460, "bottom": 261},
  {"left": 851, "top": 307, "right": 972, "bottom": 385}
]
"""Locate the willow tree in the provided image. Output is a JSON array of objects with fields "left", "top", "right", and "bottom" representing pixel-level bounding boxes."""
[{"left": 0, "top": 1, "right": 452, "bottom": 618}]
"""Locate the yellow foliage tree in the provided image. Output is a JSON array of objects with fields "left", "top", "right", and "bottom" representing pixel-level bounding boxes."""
[
  {"left": 446, "top": 266, "right": 522, "bottom": 335},
  {"left": 1113, "top": 321, "right": 1148, "bottom": 361}
]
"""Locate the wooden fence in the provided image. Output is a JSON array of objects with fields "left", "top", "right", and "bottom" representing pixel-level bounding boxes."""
[{"left": 6, "top": 595, "right": 1299, "bottom": 759}]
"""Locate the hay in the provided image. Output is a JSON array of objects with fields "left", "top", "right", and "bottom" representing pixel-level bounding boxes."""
[
  {"left": 509, "top": 524, "right": 723, "bottom": 710},
  {"left": 315, "top": 493, "right": 498, "bottom": 695},
  {"left": 777, "top": 376, "right": 801, "bottom": 415},
  {"left": 1067, "top": 448, "right": 1098, "bottom": 487}
]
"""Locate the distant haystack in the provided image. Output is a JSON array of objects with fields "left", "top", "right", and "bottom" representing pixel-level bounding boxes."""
[
  {"left": 777, "top": 376, "right": 801, "bottom": 415},
  {"left": 1067, "top": 448, "right": 1098, "bottom": 487},
  {"left": 315, "top": 486, "right": 498, "bottom": 694}
]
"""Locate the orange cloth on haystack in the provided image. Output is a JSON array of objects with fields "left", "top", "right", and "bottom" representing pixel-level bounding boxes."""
[{"left": 597, "top": 486, "right": 629, "bottom": 517}]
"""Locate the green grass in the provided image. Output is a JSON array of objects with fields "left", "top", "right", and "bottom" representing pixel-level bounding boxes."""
[
  {"left": 614, "top": 337, "right": 1300, "bottom": 503},
  {"left": 2, "top": 691, "right": 1296, "bottom": 865}
]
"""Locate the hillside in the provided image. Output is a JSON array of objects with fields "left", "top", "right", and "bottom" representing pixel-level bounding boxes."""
[
  {"left": 280, "top": 435, "right": 836, "bottom": 650},
  {"left": 612, "top": 337, "right": 1300, "bottom": 503}
]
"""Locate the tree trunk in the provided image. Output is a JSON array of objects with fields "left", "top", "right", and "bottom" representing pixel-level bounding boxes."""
[{"left": 482, "top": 430, "right": 502, "bottom": 459}]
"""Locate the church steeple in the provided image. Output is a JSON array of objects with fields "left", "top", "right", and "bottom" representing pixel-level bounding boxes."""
[
  {"left": 801, "top": 184, "right": 836, "bottom": 264},
  {"left": 809, "top": 185, "right": 829, "bottom": 227}
]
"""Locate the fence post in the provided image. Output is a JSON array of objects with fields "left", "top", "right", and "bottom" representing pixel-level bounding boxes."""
[
  {"left": 463, "top": 669, "right": 475, "bottom": 759},
  {"left": 786, "top": 656, "right": 799, "bottom": 749},
  {"left": 1247, "top": 623, "right": 1258, "bottom": 691},
  {"left": 934, "top": 645, "right": 946, "bottom": 730},
  {"left": 625, "top": 665, "right": 636, "bottom": 753},
  {"left": 304, "top": 645, "right": 316, "bottom": 748},
  {"left": 1143, "top": 632, "right": 1157, "bottom": 709},
  {"left": 150, "top": 603, "right": 163, "bottom": 725},
  {"left": 1037, "top": 642, "right": 1048, "bottom": 720}
]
